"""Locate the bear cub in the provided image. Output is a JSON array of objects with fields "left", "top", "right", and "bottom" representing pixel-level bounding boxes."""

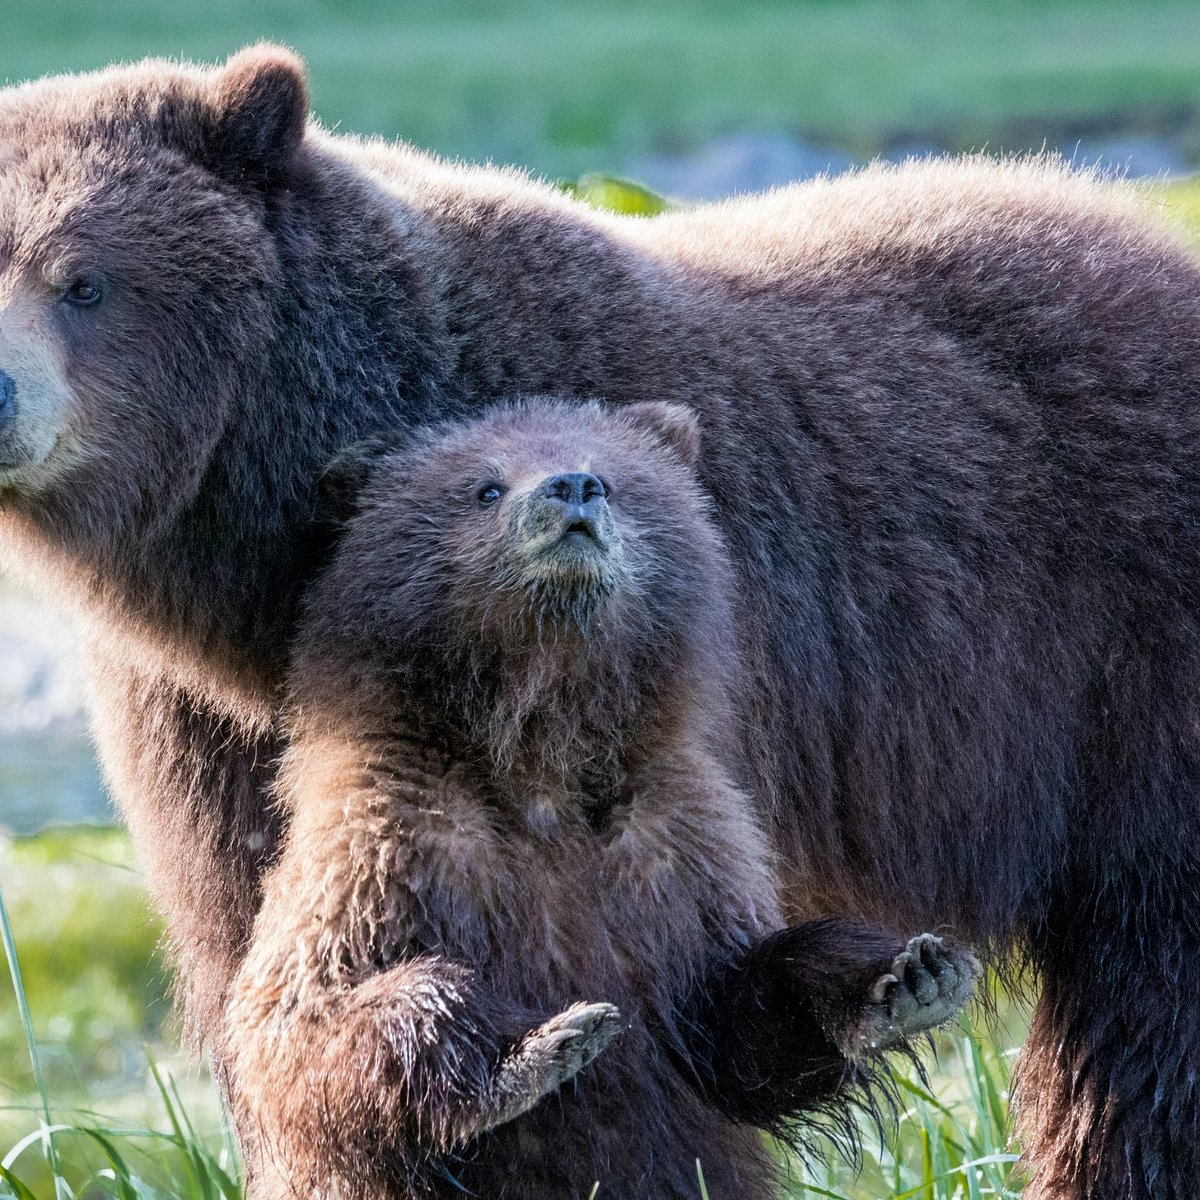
[{"left": 225, "top": 398, "right": 976, "bottom": 1200}]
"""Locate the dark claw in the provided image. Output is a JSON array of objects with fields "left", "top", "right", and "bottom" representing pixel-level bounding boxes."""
[{"left": 843, "top": 934, "right": 979, "bottom": 1058}]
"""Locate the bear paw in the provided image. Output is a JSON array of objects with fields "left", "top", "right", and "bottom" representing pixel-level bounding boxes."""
[
  {"left": 479, "top": 1001, "right": 622, "bottom": 1133},
  {"left": 843, "top": 934, "right": 979, "bottom": 1059}
]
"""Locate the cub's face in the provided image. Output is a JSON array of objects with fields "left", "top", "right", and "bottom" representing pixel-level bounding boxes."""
[
  {"left": 343, "top": 399, "right": 714, "bottom": 652},
  {"left": 472, "top": 443, "right": 625, "bottom": 628},
  {"left": 0, "top": 48, "right": 307, "bottom": 514}
]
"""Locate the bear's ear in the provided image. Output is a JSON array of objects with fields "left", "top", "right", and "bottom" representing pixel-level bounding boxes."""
[
  {"left": 207, "top": 44, "right": 308, "bottom": 184},
  {"left": 621, "top": 401, "right": 702, "bottom": 467},
  {"left": 314, "top": 444, "right": 377, "bottom": 527},
  {"left": 313, "top": 436, "right": 402, "bottom": 527}
]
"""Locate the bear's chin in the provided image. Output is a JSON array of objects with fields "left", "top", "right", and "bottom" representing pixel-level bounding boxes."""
[
  {"left": 521, "top": 531, "right": 617, "bottom": 582},
  {"left": 515, "top": 558, "right": 619, "bottom": 636}
]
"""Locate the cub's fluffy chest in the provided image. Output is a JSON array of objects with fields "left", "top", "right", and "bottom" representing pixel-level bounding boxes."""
[{"left": 315, "top": 748, "right": 765, "bottom": 1015}]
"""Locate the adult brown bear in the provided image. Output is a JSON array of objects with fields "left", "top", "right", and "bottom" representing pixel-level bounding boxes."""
[
  {"left": 0, "top": 45, "right": 1197, "bottom": 1198},
  {"left": 227, "top": 397, "right": 975, "bottom": 1199}
]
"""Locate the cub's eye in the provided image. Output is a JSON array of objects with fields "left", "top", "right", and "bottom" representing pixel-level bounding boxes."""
[
  {"left": 63, "top": 279, "right": 103, "bottom": 307},
  {"left": 477, "top": 483, "right": 505, "bottom": 507}
]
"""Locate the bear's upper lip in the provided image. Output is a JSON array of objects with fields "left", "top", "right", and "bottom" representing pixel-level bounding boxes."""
[
  {"left": 563, "top": 519, "right": 598, "bottom": 541},
  {"left": 553, "top": 518, "right": 610, "bottom": 553}
]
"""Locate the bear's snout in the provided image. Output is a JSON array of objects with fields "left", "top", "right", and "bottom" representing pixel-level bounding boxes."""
[
  {"left": 0, "top": 312, "right": 75, "bottom": 481},
  {"left": 539, "top": 471, "right": 608, "bottom": 507},
  {"left": 534, "top": 471, "right": 610, "bottom": 543}
]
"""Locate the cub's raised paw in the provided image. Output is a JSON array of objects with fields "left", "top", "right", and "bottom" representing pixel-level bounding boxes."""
[
  {"left": 480, "top": 1002, "right": 623, "bottom": 1133},
  {"left": 523, "top": 1001, "right": 624, "bottom": 1084},
  {"left": 843, "top": 934, "right": 979, "bottom": 1059}
]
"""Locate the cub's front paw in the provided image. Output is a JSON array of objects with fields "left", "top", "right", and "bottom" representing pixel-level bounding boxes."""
[
  {"left": 479, "top": 1002, "right": 623, "bottom": 1133},
  {"left": 843, "top": 934, "right": 979, "bottom": 1059},
  {"left": 521, "top": 1001, "right": 624, "bottom": 1086}
]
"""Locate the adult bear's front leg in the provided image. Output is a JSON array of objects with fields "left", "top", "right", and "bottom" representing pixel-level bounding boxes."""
[
  {"left": 1018, "top": 874, "right": 1200, "bottom": 1200},
  {"left": 680, "top": 920, "right": 979, "bottom": 1132}
]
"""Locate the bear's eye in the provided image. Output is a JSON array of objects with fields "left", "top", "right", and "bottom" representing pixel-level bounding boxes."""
[
  {"left": 477, "top": 483, "right": 505, "bottom": 507},
  {"left": 63, "top": 279, "right": 103, "bottom": 308}
]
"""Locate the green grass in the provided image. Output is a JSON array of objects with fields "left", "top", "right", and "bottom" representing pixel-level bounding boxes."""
[
  {"left": 0, "top": 829, "right": 167, "bottom": 1101},
  {"left": 0, "top": 1060, "right": 241, "bottom": 1200},
  {"left": 4, "top": 0, "right": 1200, "bottom": 178},
  {"left": 1160, "top": 176, "right": 1200, "bottom": 236},
  {"left": 0, "top": 831, "right": 238, "bottom": 1199},
  {"left": 0, "top": 825, "right": 1027, "bottom": 1200},
  {"left": 782, "top": 1018, "right": 1027, "bottom": 1200}
]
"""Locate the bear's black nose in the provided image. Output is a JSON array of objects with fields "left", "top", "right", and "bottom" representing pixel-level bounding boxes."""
[
  {"left": 539, "top": 472, "right": 607, "bottom": 507},
  {"left": 536, "top": 472, "right": 610, "bottom": 544},
  {"left": 0, "top": 371, "right": 15, "bottom": 424}
]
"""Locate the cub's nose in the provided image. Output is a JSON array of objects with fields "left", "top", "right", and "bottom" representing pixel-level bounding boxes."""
[
  {"left": 0, "top": 371, "right": 15, "bottom": 425},
  {"left": 535, "top": 471, "right": 611, "bottom": 543},
  {"left": 539, "top": 472, "right": 608, "bottom": 507}
]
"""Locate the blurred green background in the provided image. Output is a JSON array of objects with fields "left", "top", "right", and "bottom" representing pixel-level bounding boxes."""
[
  {"left": 4, "top": 2, "right": 1200, "bottom": 1196},
  {"left": 6, "top": 0, "right": 1200, "bottom": 185}
]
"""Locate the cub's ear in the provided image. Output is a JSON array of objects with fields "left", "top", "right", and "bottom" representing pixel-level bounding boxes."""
[
  {"left": 314, "top": 438, "right": 394, "bottom": 528},
  {"left": 621, "top": 401, "right": 701, "bottom": 467},
  {"left": 207, "top": 44, "right": 308, "bottom": 184}
]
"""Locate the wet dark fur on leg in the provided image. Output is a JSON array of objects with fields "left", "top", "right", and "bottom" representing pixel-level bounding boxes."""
[
  {"left": 1015, "top": 869, "right": 1200, "bottom": 1200},
  {"left": 680, "top": 921, "right": 976, "bottom": 1156}
]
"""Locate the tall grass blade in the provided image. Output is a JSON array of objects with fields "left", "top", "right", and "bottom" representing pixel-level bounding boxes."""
[
  {"left": 78, "top": 1128, "right": 140, "bottom": 1200},
  {"left": 2, "top": 1126, "right": 72, "bottom": 1174},
  {"left": 0, "top": 1162, "right": 40, "bottom": 1200},
  {"left": 0, "top": 880, "right": 68, "bottom": 1198}
]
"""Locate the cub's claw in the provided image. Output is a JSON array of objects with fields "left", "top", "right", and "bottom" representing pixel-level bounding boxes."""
[
  {"left": 527, "top": 1001, "right": 624, "bottom": 1081},
  {"left": 843, "top": 934, "right": 979, "bottom": 1059},
  {"left": 478, "top": 1002, "right": 622, "bottom": 1133}
]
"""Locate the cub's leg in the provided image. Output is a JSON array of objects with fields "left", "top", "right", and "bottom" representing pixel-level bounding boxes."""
[
  {"left": 229, "top": 950, "right": 620, "bottom": 1198},
  {"left": 840, "top": 932, "right": 978, "bottom": 1056},
  {"left": 223, "top": 755, "right": 623, "bottom": 1199},
  {"left": 683, "top": 920, "right": 978, "bottom": 1130},
  {"left": 484, "top": 1000, "right": 623, "bottom": 1133}
]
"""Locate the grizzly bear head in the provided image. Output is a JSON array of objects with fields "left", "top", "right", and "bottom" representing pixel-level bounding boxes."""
[
  {"left": 0, "top": 47, "right": 449, "bottom": 691},
  {"left": 0, "top": 46, "right": 310, "bottom": 518},
  {"left": 298, "top": 397, "right": 733, "bottom": 773}
]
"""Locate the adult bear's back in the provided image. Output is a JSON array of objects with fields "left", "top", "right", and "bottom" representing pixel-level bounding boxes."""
[{"left": 571, "top": 160, "right": 1200, "bottom": 940}]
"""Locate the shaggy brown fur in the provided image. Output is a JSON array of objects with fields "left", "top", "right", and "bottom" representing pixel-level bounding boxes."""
[
  {"left": 227, "top": 398, "right": 974, "bottom": 1199},
  {"left": 2, "top": 46, "right": 1200, "bottom": 1197}
]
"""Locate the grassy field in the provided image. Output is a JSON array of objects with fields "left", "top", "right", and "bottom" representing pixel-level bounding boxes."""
[
  {"left": 0, "top": 826, "right": 1028, "bottom": 1200},
  {"left": 0, "top": 828, "right": 235, "bottom": 1199},
  {"left": 4, "top": 0, "right": 1200, "bottom": 179}
]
